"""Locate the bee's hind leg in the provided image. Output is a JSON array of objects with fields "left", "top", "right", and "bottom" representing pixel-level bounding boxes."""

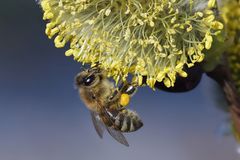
[
  {"left": 107, "top": 88, "right": 127, "bottom": 110},
  {"left": 119, "top": 82, "right": 138, "bottom": 97}
]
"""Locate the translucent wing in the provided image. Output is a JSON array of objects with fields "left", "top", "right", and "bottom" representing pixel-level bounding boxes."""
[
  {"left": 106, "top": 126, "right": 129, "bottom": 147},
  {"left": 91, "top": 91, "right": 129, "bottom": 146},
  {"left": 90, "top": 111, "right": 105, "bottom": 139}
]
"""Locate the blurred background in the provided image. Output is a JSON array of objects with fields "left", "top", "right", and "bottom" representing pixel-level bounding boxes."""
[{"left": 0, "top": 1, "right": 239, "bottom": 160}]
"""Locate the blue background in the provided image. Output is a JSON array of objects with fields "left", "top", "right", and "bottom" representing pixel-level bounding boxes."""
[{"left": 0, "top": 1, "right": 239, "bottom": 160}]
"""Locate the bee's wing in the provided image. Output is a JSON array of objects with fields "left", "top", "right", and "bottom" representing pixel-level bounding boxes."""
[
  {"left": 90, "top": 111, "right": 105, "bottom": 139},
  {"left": 93, "top": 98, "right": 129, "bottom": 146},
  {"left": 106, "top": 127, "right": 129, "bottom": 147}
]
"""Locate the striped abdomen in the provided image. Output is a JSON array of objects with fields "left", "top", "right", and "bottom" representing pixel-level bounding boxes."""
[{"left": 113, "top": 109, "right": 143, "bottom": 132}]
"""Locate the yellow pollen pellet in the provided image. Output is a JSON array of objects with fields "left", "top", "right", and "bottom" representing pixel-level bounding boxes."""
[{"left": 120, "top": 94, "right": 130, "bottom": 107}]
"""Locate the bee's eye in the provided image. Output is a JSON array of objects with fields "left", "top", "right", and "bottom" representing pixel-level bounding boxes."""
[{"left": 83, "top": 75, "right": 96, "bottom": 86}]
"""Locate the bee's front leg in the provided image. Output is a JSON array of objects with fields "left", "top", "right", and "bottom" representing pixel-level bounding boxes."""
[{"left": 108, "top": 88, "right": 121, "bottom": 104}]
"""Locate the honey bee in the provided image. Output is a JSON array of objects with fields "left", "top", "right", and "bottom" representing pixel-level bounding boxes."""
[{"left": 75, "top": 67, "right": 143, "bottom": 146}]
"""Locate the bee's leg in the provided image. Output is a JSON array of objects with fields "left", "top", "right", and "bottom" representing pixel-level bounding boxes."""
[
  {"left": 119, "top": 82, "right": 138, "bottom": 97},
  {"left": 108, "top": 82, "right": 137, "bottom": 109},
  {"left": 108, "top": 81, "right": 138, "bottom": 110},
  {"left": 107, "top": 88, "right": 126, "bottom": 110},
  {"left": 108, "top": 89, "right": 121, "bottom": 104}
]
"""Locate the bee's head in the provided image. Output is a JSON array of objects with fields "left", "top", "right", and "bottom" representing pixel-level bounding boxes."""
[{"left": 75, "top": 68, "right": 104, "bottom": 88}]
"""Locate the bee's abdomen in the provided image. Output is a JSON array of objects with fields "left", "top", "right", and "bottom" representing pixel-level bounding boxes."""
[{"left": 114, "top": 109, "right": 143, "bottom": 132}]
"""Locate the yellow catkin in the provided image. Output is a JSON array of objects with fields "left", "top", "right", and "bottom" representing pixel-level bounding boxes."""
[{"left": 40, "top": 0, "right": 223, "bottom": 89}]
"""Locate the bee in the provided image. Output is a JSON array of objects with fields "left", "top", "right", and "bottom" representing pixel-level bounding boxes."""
[{"left": 75, "top": 67, "right": 143, "bottom": 146}]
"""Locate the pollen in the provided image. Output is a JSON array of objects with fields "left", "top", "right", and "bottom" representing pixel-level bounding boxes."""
[
  {"left": 120, "top": 94, "right": 130, "bottom": 107},
  {"left": 39, "top": 0, "right": 223, "bottom": 89}
]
